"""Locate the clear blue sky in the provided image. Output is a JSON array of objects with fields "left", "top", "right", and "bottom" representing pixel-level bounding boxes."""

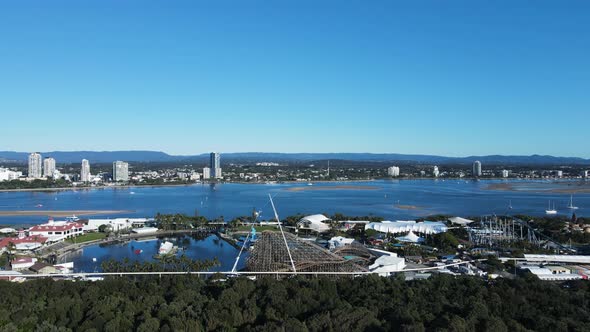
[{"left": 1, "top": 1, "right": 588, "bottom": 157}]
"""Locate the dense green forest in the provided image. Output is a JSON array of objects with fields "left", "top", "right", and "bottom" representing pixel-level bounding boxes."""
[{"left": 0, "top": 275, "right": 588, "bottom": 331}]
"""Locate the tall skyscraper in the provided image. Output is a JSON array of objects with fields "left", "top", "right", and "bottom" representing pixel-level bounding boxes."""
[
  {"left": 43, "top": 157, "right": 56, "bottom": 178},
  {"left": 472, "top": 160, "right": 482, "bottom": 177},
  {"left": 210, "top": 152, "right": 222, "bottom": 179},
  {"left": 28, "top": 153, "right": 42, "bottom": 179},
  {"left": 112, "top": 161, "right": 129, "bottom": 182},
  {"left": 202, "top": 167, "right": 211, "bottom": 180},
  {"left": 81, "top": 159, "right": 91, "bottom": 182},
  {"left": 387, "top": 166, "right": 400, "bottom": 177},
  {"left": 433, "top": 166, "right": 440, "bottom": 177}
]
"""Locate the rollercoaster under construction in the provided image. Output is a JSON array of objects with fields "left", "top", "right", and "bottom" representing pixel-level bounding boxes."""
[
  {"left": 467, "top": 215, "right": 569, "bottom": 251},
  {"left": 246, "top": 232, "right": 368, "bottom": 273}
]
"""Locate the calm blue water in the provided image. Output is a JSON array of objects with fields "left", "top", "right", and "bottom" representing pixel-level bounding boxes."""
[
  {"left": 0, "top": 180, "right": 589, "bottom": 226},
  {"left": 59, "top": 234, "right": 245, "bottom": 273}
]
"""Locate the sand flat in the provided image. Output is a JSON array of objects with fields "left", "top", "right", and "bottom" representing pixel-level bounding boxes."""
[
  {"left": 486, "top": 181, "right": 590, "bottom": 194},
  {"left": 286, "top": 185, "right": 379, "bottom": 192}
]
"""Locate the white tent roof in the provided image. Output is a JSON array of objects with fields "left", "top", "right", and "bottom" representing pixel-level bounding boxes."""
[
  {"left": 449, "top": 217, "right": 475, "bottom": 225},
  {"left": 297, "top": 214, "right": 331, "bottom": 233},
  {"left": 396, "top": 231, "right": 424, "bottom": 243},
  {"left": 365, "top": 221, "right": 447, "bottom": 235},
  {"left": 300, "top": 214, "right": 330, "bottom": 223}
]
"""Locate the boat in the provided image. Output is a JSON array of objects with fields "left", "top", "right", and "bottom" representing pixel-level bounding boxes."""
[
  {"left": 157, "top": 241, "right": 176, "bottom": 256},
  {"left": 545, "top": 201, "right": 557, "bottom": 215},
  {"left": 508, "top": 200, "right": 513, "bottom": 210},
  {"left": 307, "top": 182, "right": 313, "bottom": 186},
  {"left": 65, "top": 215, "right": 79, "bottom": 222},
  {"left": 134, "top": 249, "right": 143, "bottom": 255},
  {"left": 567, "top": 195, "right": 579, "bottom": 210}
]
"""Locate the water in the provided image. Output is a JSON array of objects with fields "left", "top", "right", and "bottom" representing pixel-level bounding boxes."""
[
  {"left": 0, "top": 180, "right": 589, "bottom": 226},
  {"left": 59, "top": 234, "right": 246, "bottom": 273}
]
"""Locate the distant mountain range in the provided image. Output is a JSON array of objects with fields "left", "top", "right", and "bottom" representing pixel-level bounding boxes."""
[{"left": 0, "top": 151, "right": 588, "bottom": 165}]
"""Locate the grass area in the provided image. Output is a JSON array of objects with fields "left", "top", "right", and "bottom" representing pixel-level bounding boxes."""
[
  {"left": 66, "top": 232, "right": 107, "bottom": 244},
  {"left": 233, "top": 225, "right": 280, "bottom": 232}
]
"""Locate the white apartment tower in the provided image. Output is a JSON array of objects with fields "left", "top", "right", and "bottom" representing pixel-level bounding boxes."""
[
  {"left": 43, "top": 157, "right": 56, "bottom": 178},
  {"left": 387, "top": 166, "right": 400, "bottom": 177},
  {"left": 81, "top": 159, "right": 91, "bottom": 182},
  {"left": 433, "top": 166, "right": 440, "bottom": 177},
  {"left": 28, "top": 153, "right": 43, "bottom": 179},
  {"left": 202, "top": 167, "right": 211, "bottom": 180},
  {"left": 112, "top": 161, "right": 129, "bottom": 182},
  {"left": 472, "top": 160, "right": 482, "bottom": 177},
  {"left": 210, "top": 152, "right": 222, "bottom": 179}
]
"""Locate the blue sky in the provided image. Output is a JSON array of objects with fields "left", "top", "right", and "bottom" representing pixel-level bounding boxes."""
[{"left": 1, "top": 1, "right": 588, "bottom": 157}]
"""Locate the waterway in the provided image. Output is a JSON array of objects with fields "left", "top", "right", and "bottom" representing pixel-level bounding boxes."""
[{"left": 0, "top": 179, "right": 589, "bottom": 226}]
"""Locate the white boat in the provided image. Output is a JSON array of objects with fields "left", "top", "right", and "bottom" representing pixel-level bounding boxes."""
[
  {"left": 307, "top": 182, "right": 313, "bottom": 186},
  {"left": 567, "top": 195, "right": 579, "bottom": 210},
  {"left": 158, "top": 241, "right": 174, "bottom": 255},
  {"left": 545, "top": 201, "right": 557, "bottom": 215}
]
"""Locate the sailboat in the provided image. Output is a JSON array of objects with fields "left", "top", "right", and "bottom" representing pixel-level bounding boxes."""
[
  {"left": 508, "top": 200, "right": 513, "bottom": 210},
  {"left": 567, "top": 195, "right": 579, "bottom": 210},
  {"left": 545, "top": 201, "right": 557, "bottom": 215}
]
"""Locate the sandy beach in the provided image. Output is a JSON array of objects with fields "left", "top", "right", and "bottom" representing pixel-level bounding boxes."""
[
  {"left": 286, "top": 185, "right": 379, "bottom": 192},
  {"left": 0, "top": 210, "right": 133, "bottom": 217}
]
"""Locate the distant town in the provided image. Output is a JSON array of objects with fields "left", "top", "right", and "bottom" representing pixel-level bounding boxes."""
[{"left": 0, "top": 152, "right": 589, "bottom": 190}]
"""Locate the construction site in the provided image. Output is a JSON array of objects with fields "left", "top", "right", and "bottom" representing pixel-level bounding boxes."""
[
  {"left": 467, "top": 215, "right": 541, "bottom": 247},
  {"left": 246, "top": 232, "right": 371, "bottom": 273}
]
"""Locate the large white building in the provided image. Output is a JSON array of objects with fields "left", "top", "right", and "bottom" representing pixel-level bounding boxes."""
[
  {"left": 501, "top": 169, "right": 510, "bottom": 178},
  {"left": 28, "top": 153, "right": 43, "bottom": 179},
  {"left": 433, "top": 166, "right": 440, "bottom": 177},
  {"left": 202, "top": 167, "right": 211, "bottom": 179},
  {"left": 81, "top": 159, "right": 91, "bottom": 182},
  {"left": 210, "top": 152, "right": 222, "bottom": 179},
  {"left": 472, "top": 160, "right": 482, "bottom": 177},
  {"left": 387, "top": 166, "right": 400, "bottom": 177},
  {"left": 0, "top": 168, "right": 22, "bottom": 182},
  {"left": 113, "top": 161, "right": 129, "bottom": 182},
  {"left": 43, "top": 157, "right": 56, "bottom": 178},
  {"left": 84, "top": 218, "right": 153, "bottom": 232},
  {"left": 28, "top": 220, "right": 84, "bottom": 242}
]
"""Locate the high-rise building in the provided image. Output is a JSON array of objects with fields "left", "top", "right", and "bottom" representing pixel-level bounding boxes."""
[
  {"left": 28, "top": 153, "right": 42, "bottom": 179},
  {"left": 81, "top": 159, "right": 91, "bottom": 182},
  {"left": 387, "top": 166, "right": 400, "bottom": 177},
  {"left": 43, "top": 157, "right": 56, "bottom": 178},
  {"left": 501, "top": 170, "right": 510, "bottom": 178},
  {"left": 210, "top": 152, "right": 222, "bottom": 179},
  {"left": 472, "top": 161, "right": 482, "bottom": 177},
  {"left": 433, "top": 166, "right": 440, "bottom": 177},
  {"left": 112, "top": 161, "right": 129, "bottom": 182},
  {"left": 202, "top": 167, "right": 211, "bottom": 180}
]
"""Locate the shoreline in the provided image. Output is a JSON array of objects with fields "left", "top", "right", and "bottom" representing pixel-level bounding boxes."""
[{"left": 0, "top": 210, "right": 134, "bottom": 217}]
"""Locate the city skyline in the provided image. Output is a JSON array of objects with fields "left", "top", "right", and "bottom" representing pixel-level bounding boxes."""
[{"left": 1, "top": 1, "right": 589, "bottom": 157}]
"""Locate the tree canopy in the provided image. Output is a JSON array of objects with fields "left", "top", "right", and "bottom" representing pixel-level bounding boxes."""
[{"left": 0, "top": 275, "right": 588, "bottom": 331}]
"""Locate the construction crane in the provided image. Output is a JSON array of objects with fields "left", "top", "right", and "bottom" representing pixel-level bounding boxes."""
[{"left": 269, "top": 193, "right": 297, "bottom": 273}]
